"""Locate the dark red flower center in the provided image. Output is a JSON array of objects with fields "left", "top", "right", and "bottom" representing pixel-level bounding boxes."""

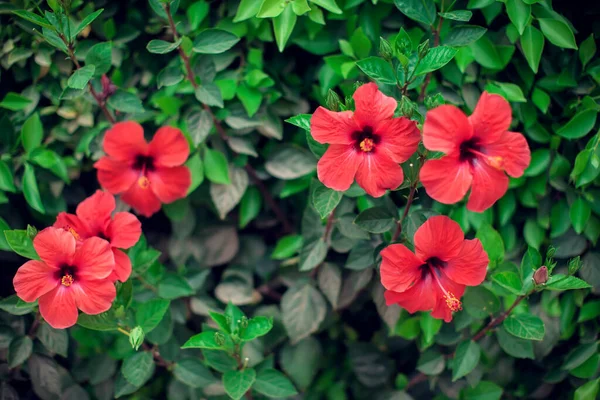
[
  {"left": 420, "top": 257, "right": 462, "bottom": 312},
  {"left": 96, "top": 231, "right": 110, "bottom": 242},
  {"left": 459, "top": 138, "right": 482, "bottom": 162},
  {"left": 133, "top": 155, "right": 155, "bottom": 172},
  {"left": 56, "top": 265, "right": 77, "bottom": 287},
  {"left": 352, "top": 126, "right": 380, "bottom": 153}
]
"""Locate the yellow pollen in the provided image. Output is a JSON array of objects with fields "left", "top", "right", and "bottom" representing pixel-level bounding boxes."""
[
  {"left": 487, "top": 156, "right": 504, "bottom": 170},
  {"left": 360, "top": 138, "right": 374, "bottom": 152},
  {"left": 444, "top": 292, "right": 462, "bottom": 312},
  {"left": 61, "top": 274, "right": 74, "bottom": 287},
  {"left": 65, "top": 225, "right": 81, "bottom": 241},
  {"left": 138, "top": 176, "right": 150, "bottom": 189}
]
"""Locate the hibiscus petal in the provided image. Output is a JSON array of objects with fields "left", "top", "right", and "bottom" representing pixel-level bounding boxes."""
[
  {"left": 72, "top": 237, "right": 114, "bottom": 281},
  {"left": 110, "top": 249, "right": 132, "bottom": 282},
  {"left": 353, "top": 83, "right": 398, "bottom": 127},
  {"left": 317, "top": 144, "right": 363, "bottom": 192},
  {"left": 430, "top": 273, "right": 466, "bottom": 323},
  {"left": 38, "top": 286, "right": 79, "bottom": 329},
  {"left": 73, "top": 279, "right": 116, "bottom": 315},
  {"left": 384, "top": 274, "right": 436, "bottom": 313},
  {"left": 375, "top": 117, "right": 421, "bottom": 163},
  {"left": 95, "top": 157, "right": 138, "bottom": 194},
  {"left": 107, "top": 212, "right": 142, "bottom": 249},
  {"left": 444, "top": 239, "right": 489, "bottom": 286},
  {"left": 414, "top": 215, "right": 464, "bottom": 261},
  {"left": 469, "top": 92, "right": 512, "bottom": 144},
  {"left": 423, "top": 105, "right": 473, "bottom": 154},
  {"left": 121, "top": 181, "right": 163, "bottom": 218},
  {"left": 148, "top": 126, "right": 190, "bottom": 167},
  {"left": 484, "top": 131, "right": 531, "bottom": 178},
  {"left": 103, "top": 121, "right": 148, "bottom": 161},
  {"left": 355, "top": 152, "right": 404, "bottom": 198},
  {"left": 380, "top": 244, "right": 423, "bottom": 292},
  {"left": 54, "top": 212, "right": 90, "bottom": 240},
  {"left": 310, "top": 107, "right": 357, "bottom": 144},
  {"left": 13, "top": 260, "right": 58, "bottom": 302},
  {"left": 420, "top": 155, "right": 473, "bottom": 205},
  {"left": 466, "top": 158, "right": 509, "bottom": 212},
  {"left": 75, "top": 190, "right": 115, "bottom": 235},
  {"left": 149, "top": 166, "right": 191, "bottom": 203},
  {"left": 34, "top": 228, "right": 76, "bottom": 268}
]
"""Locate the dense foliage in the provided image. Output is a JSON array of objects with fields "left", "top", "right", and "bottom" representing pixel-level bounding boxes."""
[{"left": 0, "top": 0, "right": 599, "bottom": 399}]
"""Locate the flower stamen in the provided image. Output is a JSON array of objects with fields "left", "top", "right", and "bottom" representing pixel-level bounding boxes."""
[
  {"left": 138, "top": 176, "right": 150, "bottom": 189},
  {"left": 61, "top": 274, "right": 74, "bottom": 287},
  {"left": 360, "top": 138, "right": 374, "bottom": 152},
  {"left": 64, "top": 225, "right": 81, "bottom": 241},
  {"left": 431, "top": 269, "right": 462, "bottom": 312}
]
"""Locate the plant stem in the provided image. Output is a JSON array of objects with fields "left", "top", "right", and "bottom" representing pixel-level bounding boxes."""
[
  {"left": 28, "top": 312, "right": 41, "bottom": 338},
  {"left": 323, "top": 209, "right": 336, "bottom": 242},
  {"left": 164, "top": 3, "right": 293, "bottom": 234},
  {"left": 391, "top": 181, "right": 418, "bottom": 243},
  {"left": 418, "top": 12, "right": 443, "bottom": 101}
]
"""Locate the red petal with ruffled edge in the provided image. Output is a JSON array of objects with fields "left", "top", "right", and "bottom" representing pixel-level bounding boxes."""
[
  {"left": 72, "top": 279, "right": 116, "bottom": 315},
  {"left": 121, "top": 181, "right": 163, "bottom": 218},
  {"left": 103, "top": 121, "right": 148, "bottom": 162},
  {"left": 353, "top": 83, "right": 398, "bottom": 128},
  {"left": 107, "top": 212, "right": 142, "bottom": 249},
  {"left": 38, "top": 286, "right": 79, "bottom": 329},
  {"left": 384, "top": 274, "right": 436, "bottom": 313},
  {"left": 72, "top": 237, "right": 114, "bottom": 281},
  {"left": 375, "top": 117, "right": 421, "bottom": 163},
  {"left": 484, "top": 131, "right": 531, "bottom": 178},
  {"left": 148, "top": 126, "right": 190, "bottom": 168},
  {"left": 110, "top": 248, "right": 133, "bottom": 282},
  {"left": 75, "top": 190, "right": 115, "bottom": 236},
  {"left": 469, "top": 92, "right": 512, "bottom": 145},
  {"left": 13, "top": 260, "right": 58, "bottom": 302},
  {"left": 466, "top": 158, "right": 509, "bottom": 212},
  {"left": 380, "top": 244, "right": 424, "bottom": 293},
  {"left": 310, "top": 108, "right": 357, "bottom": 145},
  {"left": 95, "top": 158, "right": 138, "bottom": 194},
  {"left": 420, "top": 155, "right": 473, "bottom": 205},
  {"left": 317, "top": 144, "right": 363, "bottom": 192},
  {"left": 423, "top": 105, "right": 473, "bottom": 155},
  {"left": 355, "top": 151, "right": 404, "bottom": 198},
  {"left": 444, "top": 239, "right": 489, "bottom": 286},
  {"left": 54, "top": 212, "right": 91, "bottom": 241},
  {"left": 149, "top": 166, "right": 191, "bottom": 204},
  {"left": 33, "top": 228, "right": 76, "bottom": 268},
  {"left": 414, "top": 216, "right": 464, "bottom": 262}
]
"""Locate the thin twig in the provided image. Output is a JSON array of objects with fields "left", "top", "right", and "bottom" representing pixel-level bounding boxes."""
[
  {"left": 164, "top": 3, "right": 293, "bottom": 234},
  {"left": 391, "top": 182, "right": 418, "bottom": 243},
  {"left": 27, "top": 312, "right": 41, "bottom": 338},
  {"left": 418, "top": 9, "right": 443, "bottom": 101}
]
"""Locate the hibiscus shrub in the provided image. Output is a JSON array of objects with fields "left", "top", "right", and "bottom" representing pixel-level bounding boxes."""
[{"left": 1, "top": 0, "right": 599, "bottom": 399}]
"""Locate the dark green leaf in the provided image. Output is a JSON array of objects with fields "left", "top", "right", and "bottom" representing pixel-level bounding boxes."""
[
  {"left": 503, "top": 313, "right": 545, "bottom": 340},
  {"left": 223, "top": 369, "right": 256, "bottom": 400},
  {"left": 193, "top": 29, "right": 240, "bottom": 54},
  {"left": 452, "top": 340, "right": 480, "bottom": 381}
]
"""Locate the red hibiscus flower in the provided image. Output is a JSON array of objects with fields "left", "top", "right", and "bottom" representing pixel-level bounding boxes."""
[
  {"left": 380, "top": 216, "right": 488, "bottom": 322},
  {"left": 310, "top": 83, "right": 420, "bottom": 198},
  {"left": 420, "top": 92, "right": 530, "bottom": 212},
  {"left": 94, "top": 121, "right": 191, "bottom": 217},
  {"left": 54, "top": 190, "right": 142, "bottom": 282},
  {"left": 13, "top": 228, "right": 116, "bottom": 329}
]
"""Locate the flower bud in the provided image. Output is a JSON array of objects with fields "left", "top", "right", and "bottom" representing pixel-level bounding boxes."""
[
  {"left": 129, "top": 326, "right": 145, "bottom": 351},
  {"left": 214, "top": 332, "right": 226, "bottom": 346},
  {"left": 533, "top": 266, "right": 548, "bottom": 285},
  {"left": 379, "top": 37, "right": 393, "bottom": 61},
  {"left": 395, "top": 28, "right": 412, "bottom": 58},
  {"left": 27, "top": 225, "right": 38, "bottom": 240},
  {"left": 326, "top": 89, "right": 342, "bottom": 112},
  {"left": 418, "top": 39, "right": 430, "bottom": 60},
  {"left": 240, "top": 316, "right": 249, "bottom": 329},
  {"left": 101, "top": 74, "right": 117, "bottom": 99},
  {"left": 399, "top": 96, "right": 415, "bottom": 118},
  {"left": 568, "top": 256, "right": 581, "bottom": 275}
]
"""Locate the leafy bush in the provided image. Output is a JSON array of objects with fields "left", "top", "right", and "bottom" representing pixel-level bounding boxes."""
[{"left": 0, "top": 0, "right": 599, "bottom": 399}]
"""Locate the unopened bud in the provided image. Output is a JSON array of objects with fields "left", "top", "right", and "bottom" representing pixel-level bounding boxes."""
[
  {"left": 399, "top": 96, "right": 414, "bottom": 118},
  {"left": 395, "top": 28, "right": 412, "bottom": 58},
  {"left": 424, "top": 93, "right": 445, "bottom": 110},
  {"left": 546, "top": 246, "right": 556, "bottom": 259},
  {"left": 418, "top": 39, "right": 430, "bottom": 60},
  {"left": 240, "top": 316, "right": 249, "bottom": 329},
  {"left": 26, "top": 225, "right": 38, "bottom": 239},
  {"left": 101, "top": 74, "right": 117, "bottom": 99},
  {"left": 214, "top": 332, "right": 226, "bottom": 346},
  {"left": 568, "top": 256, "right": 581, "bottom": 275},
  {"left": 379, "top": 37, "right": 393, "bottom": 60},
  {"left": 533, "top": 266, "right": 548, "bottom": 285},
  {"left": 326, "top": 89, "right": 342, "bottom": 112},
  {"left": 129, "top": 326, "right": 145, "bottom": 351}
]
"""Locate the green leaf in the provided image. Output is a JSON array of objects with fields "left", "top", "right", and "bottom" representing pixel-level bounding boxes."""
[
  {"left": 173, "top": 358, "right": 216, "bottom": 388},
  {"left": 272, "top": 235, "right": 303, "bottom": 260},
  {"left": 158, "top": 274, "right": 194, "bottom": 299},
  {"left": 419, "top": 312, "right": 442, "bottom": 345},
  {"left": 136, "top": 298, "right": 170, "bottom": 333},
  {"left": 193, "top": 29, "right": 240, "bottom": 54},
  {"left": 393, "top": 0, "right": 436, "bottom": 25},
  {"left": 236, "top": 83, "right": 262, "bottom": 116},
  {"left": 122, "top": 351, "right": 155, "bottom": 386},
  {"left": 77, "top": 311, "right": 118, "bottom": 331},
  {"left": 186, "top": 153, "right": 204, "bottom": 194},
  {"left": 311, "top": 180, "right": 342, "bottom": 219},
  {"left": 0, "top": 93, "right": 32, "bottom": 111},
  {"left": 462, "top": 381, "right": 503, "bottom": 400},
  {"left": 574, "top": 379, "right": 599, "bottom": 400},
  {"left": 182, "top": 331, "right": 225, "bottom": 349},
  {"left": 253, "top": 369, "right": 298, "bottom": 398},
  {"left": 239, "top": 186, "right": 261, "bottom": 228},
  {"left": 532, "top": 87, "right": 550, "bottom": 113},
  {"left": 491, "top": 271, "right": 522, "bottom": 295},
  {"left": 443, "top": 25, "right": 487, "bottom": 47},
  {"left": 281, "top": 283, "right": 327, "bottom": 343},
  {"left": 22, "top": 163, "right": 45, "bottom": 214},
  {"left": 273, "top": 6, "right": 297, "bottom": 52},
  {"left": 12, "top": 10, "right": 54, "bottom": 29},
  {"left": 223, "top": 369, "right": 256, "bottom": 400},
  {"left": 570, "top": 197, "right": 591, "bottom": 234},
  {"left": 556, "top": 109, "right": 597, "bottom": 139},
  {"left": 506, "top": 0, "right": 530, "bottom": 35},
  {"left": 562, "top": 343, "right": 598, "bottom": 371},
  {"left": 496, "top": 326, "right": 534, "bottom": 359},
  {"left": 225, "top": 303, "right": 246, "bottom": 333},
  {"left": 265, "top": 145, "right": 316, "bottom": 180},
  {"left": 520, "top": 25, "right": 544, "bottom": 73},
  {"left": 146, "top": 38, "right": 182, "bottom": 54},
  {"left": 242, "top": 316, "right": 274, "bottom": 340},
  {"left": 354, "top": 207, "right": 396, "bottom": 233},
  {"left": 37, "top": 322, "right": 68, "bottom": 357},
  {"left": 309, "top": 0, "right": 342, "bottom": 14},
  {"left": 0, "top": 161, "right": 16, "bottom": 193},
  {"left": 257, "top": 0, "right": 286, "bottom": 17},
  {"left": 85, "top": 42, "right": 112, "bottom": 76},
  {"left": 187, "top": 1, "right": 209, "bottom": 29},
  {"left": 579, "top": 34, "right": 596, "bottom": 68},
  {"left": 210, "top": 166, "right": 249, "bottom": 220},
  {"left": 73, "top": 9, "right": 104, "bottom": 37},
  {"left": 286, "top": 114, "right": 311, "bottom": 132},
  {"left": 438, "top": 10, "right": 472, "bottom": 21},
  {"left": 8, "top": 336, "right": 33, "bottom": 368},
  {"left": 503, "top": 313, "right": 545, "bottom": 340},
  {"left": 463, "top": 286, "right": 500, "bottom": 318},
  {"left": 415, "top": 46, "right": 457, "bottom": 75},
  {"left": 235, "top": 0, "right": 262, "bottom": 21},
  {"left": 545, "top": 274, "right": 592, "bottom": 290},
  {"left": 452, "top": 340, "right": 481, "bottom": 381},
  {"left": 538, "top": 18, "right": 578, "bottom": 50},
  {"left": 299, "top": 238, "right": 328, "bottom": 271},
  {"left": 485, "top": 82, "right": 526, "bottom": 102},
  {"left": 107, "top": 90, "right": 145, "bottom": 113},
  {"left": 203, "top": 148, "right": 230, "bottom": 184},
  {"left": 195, "top": 84, "right": 224, "bottom": 108},
  {"left": 356, "top": 57, "right": 397, "bottom": 84},
  {"left": 67, "top": 65, "right": 95, "bottom": 90},
  {"left": 475, "top": 223, "right": 504, "bottom": 265},
  {"left": 21, "top": 113, "right": 43, "bottom": 154}
]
